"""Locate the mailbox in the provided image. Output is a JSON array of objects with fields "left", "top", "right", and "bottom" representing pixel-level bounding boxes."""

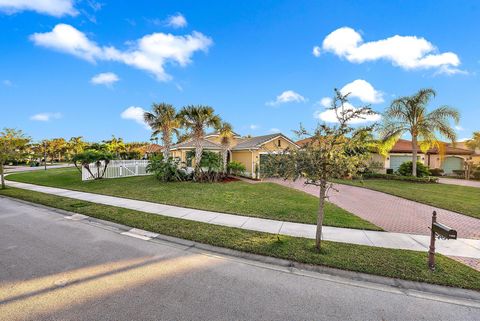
[{"left": 432, "top": 222, "right": 457, "bottom": 240}]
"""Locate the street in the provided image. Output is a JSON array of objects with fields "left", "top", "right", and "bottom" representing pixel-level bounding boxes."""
[{"left": 0, "top": 196, "right": 478, "bottom": 321}]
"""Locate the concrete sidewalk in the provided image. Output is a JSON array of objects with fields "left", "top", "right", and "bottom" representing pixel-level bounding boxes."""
[{"left": 4, "top": 180, "right": 480, "bottom": 259}]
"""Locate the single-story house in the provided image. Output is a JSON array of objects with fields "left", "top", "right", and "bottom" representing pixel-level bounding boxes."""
[
  {"left": 295, "top": 138, "right": 478, "bottom": 175},
  {"left": 384, "top": 139, "right": 476, "bottom": 174},
  {"left": 141, "top": 143, "right": 163, "bottom": 158},
  {"left": 170, "top": 132, "right": 299, "bottom": 178}
]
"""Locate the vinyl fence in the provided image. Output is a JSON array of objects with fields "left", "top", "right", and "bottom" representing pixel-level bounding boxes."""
[{"left": 81, "top": 160, "right": 150, "bottom": 181}]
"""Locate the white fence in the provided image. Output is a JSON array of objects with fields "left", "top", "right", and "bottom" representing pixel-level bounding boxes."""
[{"left": 82, "top": 160, "right": 150, "bottom": 181}]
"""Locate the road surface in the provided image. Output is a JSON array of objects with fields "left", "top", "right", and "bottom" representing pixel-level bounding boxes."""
[{"left": 0, "top": 197, "right": 478, "bottom": 321}]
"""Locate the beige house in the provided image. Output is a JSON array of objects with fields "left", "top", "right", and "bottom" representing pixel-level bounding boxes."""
[
  {"left": 170, "top": 132, "right": 299, "bottom": 178},
  {"left": 376, "top": 139, "right": 477, "bottom": 174}
]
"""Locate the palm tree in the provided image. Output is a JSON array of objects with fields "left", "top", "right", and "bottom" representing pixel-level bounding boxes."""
[
  {"left": 178, "top": 105, "right": 221, "bottom": 175},
  {"left": 144, "top": 103, "right": 180, "bottom": 161},
  {"left": 218, "top": 122, "right": 235, "bottom": 174},
  {"left": 466, "top": 132, "right": 480, "bottom": 150},
  {"left": 380, "top": 88, "right": 460, "bottom": 176}
]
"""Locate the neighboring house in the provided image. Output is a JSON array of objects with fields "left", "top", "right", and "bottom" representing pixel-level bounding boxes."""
[
  {"left": 141, "top": 143, "right": 163, "bottom": 158},
  {"left": 170, "top": 132, "right": 299, "bottom": 178},
  {"left": 295, "top": 138, "right": 478, "bottom": 175},
  {"left": 384, "top": 139, "right": 476, "bottom": 174}
]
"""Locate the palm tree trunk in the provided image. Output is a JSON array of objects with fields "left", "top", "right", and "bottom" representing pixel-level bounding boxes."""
[
  {"left": 194, "top": 136, "right": 203, "bottom": 178},
  {"left": 222, "top": 148, "right": 228, "bottom": 174},
  {"left": 162, "top": 129, "right": 171, "bottom": 162},
  {"left": 412, "top": 136, "right": 418, "bottom": 177},
  {"left": 315, "top": 179, "right": 327, "bottom": 251},
  {"left": 0, "top": 162, "right": 5, "bottom": 189}
]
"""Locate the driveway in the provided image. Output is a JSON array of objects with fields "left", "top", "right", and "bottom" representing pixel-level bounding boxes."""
[
  {"left": 4, "top": 164, "right": 73, "bottom": 173},
  {"left": 439, "top": 177, "right": 480, "bottom": 188},
  {"left": 266, "top": 178, "right": 480, "bottom": 239},
  {"left": 1, "top": 197, "right": 478, "bottom": 321}
]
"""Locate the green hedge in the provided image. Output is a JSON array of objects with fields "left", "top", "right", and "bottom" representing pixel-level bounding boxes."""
[{"left": 361, "top": 173, "right": 439, "bottom": 183}]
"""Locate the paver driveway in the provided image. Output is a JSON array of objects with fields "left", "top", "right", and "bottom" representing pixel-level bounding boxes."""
[
  {"left": 439, "top": 177, "right": 480, "bottom": 188},
  {"left": 266, "top": 178, "right": 480, "bottom": 239}
]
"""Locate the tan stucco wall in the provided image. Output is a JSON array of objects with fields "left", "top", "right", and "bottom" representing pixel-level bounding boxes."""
[
  {"left": 231, "top": 151, "right": 253, "bottom": 176},
  {"left": 260, "top": 137, "right": 298, "bottom": 152}
]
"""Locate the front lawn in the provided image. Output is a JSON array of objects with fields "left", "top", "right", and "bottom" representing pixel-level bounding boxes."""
[
  {"left": 334, "top": 178, "right": 480, "bottom": 219},
  {"left": 1, "top": 187, "right": 478, "bottom": 290},
  {"left": 6, "top": 168, "right": 380, "bottom": 230}
]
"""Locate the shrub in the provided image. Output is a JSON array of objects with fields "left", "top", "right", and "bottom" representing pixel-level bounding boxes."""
[
  {"left": 473, "top": 171, "right": 480, "bottom": 180},
  {"left": 452, "top": 169, "right": 465, "bottom": 177},
  {"left": 72, "top": 149, "right": 113, "bottom": 180},
  {"left": 386, "top": 168, "right": 394, "bottom": 174},
  {"left": 429, "top": 168, "right": 444, "bottom": 176},
  {"left": 397, "top": 161, "right": 430, "bottom": 177},
  {"left": 146, "top": 155, "right": 187, "bottom": 182},
  {"left": 362, "top": 173, "right": 439, "bottom": 183},
  {"left": 227, "top": 161, "right": 246, "bottom": 176}
]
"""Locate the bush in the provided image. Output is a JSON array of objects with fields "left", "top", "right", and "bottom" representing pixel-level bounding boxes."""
[
  {"left": 227, "top": 161, "right": 246, "bottom": 176},
  {"left": 429, "top": 168, "right": 444, "bottom": 176},
  {"left": 72, "top": 149, "right": 113, "bottom": 180},
  {"left": 473, "top": 171, "right": 480, "bottom": 180},
  {"left": 362, "top": 173, "right": 439, "bottom": 183},
  {"left": 397, "top": 161, "right": 430, "bottom": 177},
  {"left": 452, "top": 169, "right": 465, "bottom": 177},
  {"left": 146, "top": 155, "right": 187, "bottom": 182},
  {"left": 386, "top": 168, "right": 394, "bottom": 174}
]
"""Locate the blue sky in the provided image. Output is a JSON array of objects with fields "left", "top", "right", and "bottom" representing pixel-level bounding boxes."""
[{"left": 1, "top": 0, "right": 479, "bottom": 142}]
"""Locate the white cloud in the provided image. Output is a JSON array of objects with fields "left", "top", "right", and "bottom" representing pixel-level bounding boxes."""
[
  {"left": 166, "top": 13, "right": 187, "bottom": 28},
  {"left": 30, "top": 112, "right": 62, "bottom": 121},
  {"left": 314, "top": 102, "right": 381, "bottom": 124},
  {"left": 340, "top": 79, "right": 383, "bottom": 103},
  {"left": 318, "top": 97, "right": 332, "bottom": 108},
  {"left": 269, "top": 128, "right": 280, "bottom": 133},
  {"left": 0, "top": 0, "right": 77, "bottom": 17},
  {"left": 317, "top": 27, "right": 462, "bottom": 74},
  {"left": 249, "top": 124, "right": 259, "bottom": 130},
  {"left": 266, "top": 90, "right": 306, "bottom": 106},
  {"left": 2, "top": 79, "right": 12, "bottom": 86},
  {"left": 121, "top": 106, "right": 149, "bottom": 129},
  {"left": 455, "top": 125, "right": 464, "bottom": 131},
  {"left": 90, "top": 72, "right": 119, "bottom": 86},
  {"left": 30, "top": 24, "right": 213, "bottom": 81},
  {"left": 312, "top": 46, "right": 321, "bottom": 57}
]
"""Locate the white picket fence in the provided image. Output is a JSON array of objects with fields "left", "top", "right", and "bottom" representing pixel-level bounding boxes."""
[{"left": 82, "top": 160, "right": 150, "bottom": 181}]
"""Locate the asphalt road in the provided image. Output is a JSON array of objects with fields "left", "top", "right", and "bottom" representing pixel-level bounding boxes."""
[{"left": 0, "top": 197, "right": 479, "bottom": 321}]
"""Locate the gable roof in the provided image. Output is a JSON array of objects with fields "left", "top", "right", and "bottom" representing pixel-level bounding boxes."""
[
  {"left": 171, "top": 138, "right": 222, "bottom": 150},
  {"left": 204, "top": 131, "right": 241, "bottom": 138},
  {"left": 232, "top": 133, "right": 299, "bottom": 150},
  {"left": 143, "top": 143, "right": 163, "bottom": 153}
]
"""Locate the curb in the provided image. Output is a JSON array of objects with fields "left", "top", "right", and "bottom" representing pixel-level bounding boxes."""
[{"left": 2, "top": 194, "right": 480, "bottom": 304}]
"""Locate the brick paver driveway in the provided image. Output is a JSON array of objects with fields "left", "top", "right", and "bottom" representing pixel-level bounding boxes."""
[{"left": 266, "top": 178, "right": 480, "bottom": 239}]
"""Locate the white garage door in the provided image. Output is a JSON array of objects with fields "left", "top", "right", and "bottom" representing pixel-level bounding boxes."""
[{"left": 390, "top": 155, "right": 413, "bottom": 172}]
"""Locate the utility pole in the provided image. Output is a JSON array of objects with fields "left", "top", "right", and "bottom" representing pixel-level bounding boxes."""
[{"left": 44, "top": 140, "right": 47, "bottom": 171}]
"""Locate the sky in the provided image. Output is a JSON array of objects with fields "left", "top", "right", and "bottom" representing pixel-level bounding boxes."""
[{"left": 0, "top": 0, "right": 479, "bottom": 143}]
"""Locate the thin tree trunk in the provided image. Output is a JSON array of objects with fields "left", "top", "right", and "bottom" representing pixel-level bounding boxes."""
[
  {"left": 412, "top": 136, "right": 418, "bottom": 177},
  {"left": 194, "top": 137, "right": 203, "bottom": 173},
  {"left": 0, "top": 162, "right": 5, "bottom": 189},
  {"left": 315, "top": 179, "right": 327, "bottom": 251}
]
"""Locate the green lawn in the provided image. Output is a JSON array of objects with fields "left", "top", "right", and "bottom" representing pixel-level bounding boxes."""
[
  {"left": 333, "top": 179, "right": 480, "bottom": 219},
  {"left": 1, "top": 187, "right": 478, "bottom": 290},
  {"left": 6, "top": 167, "right": 380, "bottom": 230}
]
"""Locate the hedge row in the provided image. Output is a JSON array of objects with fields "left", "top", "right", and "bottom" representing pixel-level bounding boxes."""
[{"left": 361, "top": 173, "right": 439, "bottom": 183}]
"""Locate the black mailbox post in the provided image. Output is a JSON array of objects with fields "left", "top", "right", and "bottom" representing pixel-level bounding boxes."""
[{"left": 428, "top": 211, "right": 457, "bottom": 271}]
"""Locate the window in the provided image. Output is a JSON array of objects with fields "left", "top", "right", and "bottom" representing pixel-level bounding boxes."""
[{"left": 277, "top": 139, "right": 281, "bottom": 147}]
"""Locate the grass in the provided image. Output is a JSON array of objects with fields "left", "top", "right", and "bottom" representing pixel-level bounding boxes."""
[
  {"left": 6, "top": 167, "right": 380, "bottom": 230},
  {"left": 1, "top": 186, "right": 479, "bottom": 290},
  {"left": 333, "top": 178, "right": 480, "bottom": 219}
]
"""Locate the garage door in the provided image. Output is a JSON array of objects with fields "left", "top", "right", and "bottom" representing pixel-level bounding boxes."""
[
  {"left": 442, "top": 157, "right": 463, "bottom": 174},
  {"left": 389, "top": 155, "right": 413, "bottom": 172}
]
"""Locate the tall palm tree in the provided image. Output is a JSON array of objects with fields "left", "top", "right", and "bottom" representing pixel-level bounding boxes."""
[
  {"left": 218, "top": 122, "right": 235, "bottom": 174},
  {"left": 466, "top": 132, "right": 480, "bottom": 150},
  {"left": 178, "top": 105, "right": 221, "bottom": 174},
  {"left": 144, "top": 103, "right": 180, "bottom": 161},
  {"left": 380, "top": 88, "right": 460, "bottom": 176}
]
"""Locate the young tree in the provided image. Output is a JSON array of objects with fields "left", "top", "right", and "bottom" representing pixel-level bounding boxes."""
[
  {"left": 380, "top": 88, "right": 460, "bottom": 176},
  {"left": 178, "top": 105, "right": 221, "bottom": 177},
  {"left": 218, "top": 122, "right": 235, "bottom": 174},
  {"left": 262, "top": 90, "right": 376, "bottom": 251},
  {"left": 144, "top": 103, "right": 180, "bottom": 161},
  {"left": 0, "top": 128, "right": 31, "bottom": 189},
  {"left": 72, "top": 150, "right": 113, "bottom": 180},
  {"left": 103, "top": 135, "right": 125, "bottom": 159}
]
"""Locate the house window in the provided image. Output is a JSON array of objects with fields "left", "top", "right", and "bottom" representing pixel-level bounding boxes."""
[{"left": 277, "top": 139, "right": 281, "bottom": 147}]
